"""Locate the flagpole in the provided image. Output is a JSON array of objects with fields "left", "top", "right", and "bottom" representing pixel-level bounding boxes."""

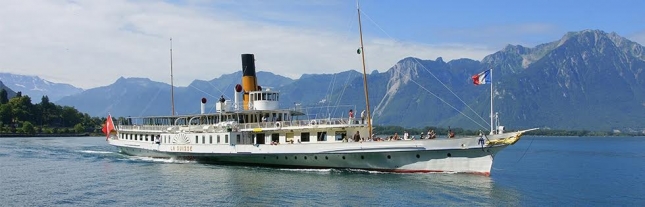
[
  {"left": 490, "top": 68, "right": 494, "bottom": 135},
  {"left": 170, "top": 38, "right": 175, "bottom": 116}
]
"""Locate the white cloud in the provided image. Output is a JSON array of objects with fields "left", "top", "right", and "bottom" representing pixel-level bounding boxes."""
[{"left": 0, "top": 0, "right": 492, "bottom": 89}]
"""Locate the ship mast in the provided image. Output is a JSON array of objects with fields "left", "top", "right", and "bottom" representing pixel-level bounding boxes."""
[
  {"left": 170, "top": 38, "right": 176, "bottom": 116},
  {"left": 357, "top": 1, "right": 373, "bottom": 139},
  {"left": 490, "top": 68, "right": 494, "bottom": 134}
]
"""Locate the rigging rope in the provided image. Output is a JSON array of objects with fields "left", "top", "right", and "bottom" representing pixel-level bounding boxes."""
[
  {"left": 390, "top": 69, "right": 489, "bottom": 130},
  {"left": 360, "top": 9, "right": 490, "bottom": 130},
  {"left": 138, "top": 87, "right": 163, "bottom": 117}
]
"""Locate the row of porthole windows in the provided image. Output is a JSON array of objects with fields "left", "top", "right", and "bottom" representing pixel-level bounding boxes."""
[
  {"left": 193, "top": 135, "right": 230, "bottom": 144},
  {"left": 120, "top": 133, "right": 155, "bottom": 142},
  {"left": 120, "top": 134, "right": 231, "bottom": 144},
  {"left": 260, "top": 153, "right": 453, "bottom": 160}
]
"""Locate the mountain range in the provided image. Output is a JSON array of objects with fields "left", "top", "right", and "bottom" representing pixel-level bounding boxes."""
[
  {"left": 7, "top": 29, "right": 645, "bottom": 131},
  {"left": 0, "top": 73, "right": 83, "bottom": 102},
  {"left": 0, "top": 80, "right": 17, "bottom": 98}
]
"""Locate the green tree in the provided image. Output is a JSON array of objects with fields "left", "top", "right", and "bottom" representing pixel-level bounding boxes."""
[
  {"left": 22, "top": 121, "right": 35, "bottom": 134},
  {"left": 73, "top": 123, "right": 85, "bottom": 133},
  {"left": 0, "top": 104, "right": 11, "bottom": 126},
  {"left": 9, "top": 96, "right": 33, "bottom": 123},
  {"left": 0, "top": 89, "right": 8, "bottom": 104},
  {"left": 61, "top": 106, "right": 81, "bottom": 127}
]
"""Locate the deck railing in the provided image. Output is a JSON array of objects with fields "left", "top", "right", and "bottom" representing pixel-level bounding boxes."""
[{"left": 117, "top": 117, "right": 366, "bottom": 133}]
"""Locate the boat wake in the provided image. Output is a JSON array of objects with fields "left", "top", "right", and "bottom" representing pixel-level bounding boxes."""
[{"left": 120, "top": 156, "right": 195, "bottom": 164}]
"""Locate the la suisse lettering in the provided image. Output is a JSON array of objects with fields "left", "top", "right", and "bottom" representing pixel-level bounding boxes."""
[{"left": 170, "top": 146, "right": 193, "bottom": 152}]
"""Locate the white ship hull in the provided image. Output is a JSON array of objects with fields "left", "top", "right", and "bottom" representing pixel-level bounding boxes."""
[{"left": 110, "top": 131, "right": 525, "bottom": 176}]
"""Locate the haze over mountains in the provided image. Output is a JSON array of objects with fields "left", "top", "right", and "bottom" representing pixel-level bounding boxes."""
[
  {"left": 3, "top": 30, "right": 645, "bottom": 131},
  {"left": 0, "top": 73, "right": 83, "bottom": 102}
]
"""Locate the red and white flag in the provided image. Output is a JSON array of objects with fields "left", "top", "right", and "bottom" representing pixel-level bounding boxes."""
[{"left": 102, "top": 114, "right": 115, "bottom": 140}]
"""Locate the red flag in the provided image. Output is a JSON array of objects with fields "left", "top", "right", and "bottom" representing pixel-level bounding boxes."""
[{"left": 102, "top": 114, "right": 115, "bottom": 140}]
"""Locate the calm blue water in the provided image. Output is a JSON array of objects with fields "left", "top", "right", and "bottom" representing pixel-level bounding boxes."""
[{"left": 0, "top": 136, "right": 643, "bottom": 206}]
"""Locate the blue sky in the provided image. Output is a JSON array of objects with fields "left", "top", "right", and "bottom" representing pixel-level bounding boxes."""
[
  {"left": 1, "top": 0, "right": 644, "bottom": 88},
  {"left": 217, "top": 0, "right": 645, "bottom": 46}
]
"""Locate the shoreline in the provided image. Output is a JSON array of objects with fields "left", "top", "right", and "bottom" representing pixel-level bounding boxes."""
[{"left": 0, "top": 133, "right": 92, "bottom": 138}]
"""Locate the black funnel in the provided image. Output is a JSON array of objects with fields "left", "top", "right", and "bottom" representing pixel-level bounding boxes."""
[{"left": 241, "top": 54, "right": 256, "bottom": 77}]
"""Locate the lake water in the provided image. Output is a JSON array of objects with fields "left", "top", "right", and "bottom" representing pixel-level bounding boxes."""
[{"left": 0, "top": 136, "right": 643, "bottom": 206}]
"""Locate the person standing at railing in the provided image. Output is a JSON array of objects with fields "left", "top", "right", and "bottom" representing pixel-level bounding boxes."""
[
  {"left": 348, "top": 109, "right": 354, "bottom": 124},
  {"left": 360, "top": 109, "right": 365, "bottom": 124}
]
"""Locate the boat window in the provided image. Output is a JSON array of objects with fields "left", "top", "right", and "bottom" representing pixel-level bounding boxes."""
[
  {"left": 209, "top": 135, "right": 213, "bottom": 144},
  {"left": 195, "top": 136, "right": 198, "bottom": 144},
  {"left": 256, "top": 134, "right": 266, "bottom": 145},
  {"left": 286, "top": 133, "right": 294, "bottom": 143},
  {"left": 202, "top": 135, "right": 205, "bottom": 144},
  {"left": 261, "top": 93, "right": 266, "bottom": 100},
  {"left": 217, "top": 135, "right": 221, "bottom": 143},
  {"left": 225, "top": 135, "right": 229, "bottom": 143},
  {"left": 144, "top": 135, "right": 148, "bottom": 141},
  {"left": 237, "top": 134, "right": 241, "bottom": 143},
  {"left": 317, "top": 132, "right": 327, "bottom": 141},
  {"left": 271, "top": 133, "right": 279, "bottom": 143},
  {"left": 335, "top": 131, "right": 347, "bottom": 141},
  {"left": 301, "top": 132, "right": 310, "bottom": 142}
]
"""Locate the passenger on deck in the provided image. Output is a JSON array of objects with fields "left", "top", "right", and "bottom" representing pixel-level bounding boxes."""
[
  {"left": 393, "top": 132, "right": 399, "bottom": 140},
  {"left": 348, "top": 109, "right": 354, "bottom": 124},
  {"left": 353, "top": 131, "right": 361, "bottom": 142},
  {"left": 360, "top": 109, "right": 366, "bottom": 124},
  {"left": 403, "top": 131, "right": 409, "bottom": 140},
  {"left": 448, "top": 130, "right": 455, "bottom": 138},
  {"left": 429, "top": 130, "right": 436, "bottom": 139}
]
